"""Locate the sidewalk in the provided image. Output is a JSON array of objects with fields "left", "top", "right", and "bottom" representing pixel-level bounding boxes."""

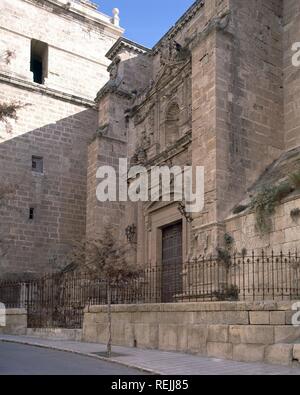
[{"left": 0, "top": 334, "right": 299, "bottom": 375}]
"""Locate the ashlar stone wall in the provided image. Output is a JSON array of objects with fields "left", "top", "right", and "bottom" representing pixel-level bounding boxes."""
[
  {"left": 0, "top": 0, "right": 122, "bottom": 277},
  {"left": 83, "top": 301, "right": 300, "bottom": 367}
]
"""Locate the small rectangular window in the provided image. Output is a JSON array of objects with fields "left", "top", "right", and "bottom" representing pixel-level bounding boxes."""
[
  {"left": 30, "top": 39, "right": 48, "bottom": 85},
  {"left": 32, "top": 156, "right": 43, "bottom": 173},
  {"left": 29, "top": 208, "right": 34, "bottom": 220}
]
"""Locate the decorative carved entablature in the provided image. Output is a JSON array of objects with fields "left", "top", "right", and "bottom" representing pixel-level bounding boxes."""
[
  {"left": 158, "top": 37, "right": 191, "bottom": 68},
  {"left": 128, "top": 59, "right": 191, "bottom": 123},
  {"left": 144, "top": 131, "right": 192, "bottom": 168},
  {"left": 132, "top": 102, "right": 155, "bottom": 127}
]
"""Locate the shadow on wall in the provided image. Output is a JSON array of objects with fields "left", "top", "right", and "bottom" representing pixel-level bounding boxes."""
[{"left": 0, "top": 107, "right": 97, "bottom": 280}]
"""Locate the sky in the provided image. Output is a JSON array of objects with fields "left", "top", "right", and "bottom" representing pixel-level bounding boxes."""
[{"left": 95, "top": 0, "right": 196, "bottom": 48}]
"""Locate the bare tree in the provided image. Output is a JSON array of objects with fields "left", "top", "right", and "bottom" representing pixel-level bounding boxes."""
[{"left": 71, "top": 227, "right": 142, "bottom": 357}]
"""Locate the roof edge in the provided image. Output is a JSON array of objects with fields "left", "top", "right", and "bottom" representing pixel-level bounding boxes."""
[
  {"left": 153, "top": 0, "right": 205, "bottom": 51},
  {"left": 106, "top": 37, "right": 151, "bottom": 60}
]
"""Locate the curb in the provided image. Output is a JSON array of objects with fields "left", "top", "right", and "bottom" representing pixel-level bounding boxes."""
[{"left": 0, "top": 338, "right": 160, "bottom": 375}]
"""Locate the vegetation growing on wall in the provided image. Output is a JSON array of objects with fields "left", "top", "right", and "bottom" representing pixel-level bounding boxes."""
[
  {"left": 289, "top": 169, "right": 300, "bottom": 190},
  {"left": 216, "top": 233, "right": 234, "bottom": 270},
  {"left": 215, "top": 234, "right": 240, "bottom": 301},
  {"left": 250, "top": 182, "right": 294, "bottom": 234},
  {"left": 0, "top": 102, "right": 23, "bottom": 124}
]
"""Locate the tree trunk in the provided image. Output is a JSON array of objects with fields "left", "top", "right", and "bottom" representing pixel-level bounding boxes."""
[{"left": 107, "top": 282, "right": 112, "bottom": 358}]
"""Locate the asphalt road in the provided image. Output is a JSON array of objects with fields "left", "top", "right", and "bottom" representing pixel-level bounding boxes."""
[{"left": 0, "top": 342, "right": 146, "bottom": 375}]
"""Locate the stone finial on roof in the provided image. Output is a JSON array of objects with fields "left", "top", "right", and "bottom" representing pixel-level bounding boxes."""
[{"left": 112, "top": 8, "right": 120, "bottom": 27}]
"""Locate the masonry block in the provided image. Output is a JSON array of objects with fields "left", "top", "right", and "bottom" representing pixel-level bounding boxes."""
[
  {"left": 270, "top": 311, "right": 286, "bottom": 325},
  {"left": 207, "top": 342, "right": 233, "bottom": 360},
  {"left": 158, "top": 324, "right": 187, "bottom": 352},
  {"left": 208, "top": 325, "right": 229, "bottom": 343},
  {"left": 265, "top": 344, "right": 293, "bottom": 366},
  {"left": 134, "top": 323, "right": 159, "bottom": 349},
  {"left": 293, "top": 344, "right": 300, "bottom": 362},
  {"left": 232, "top": 344, "right": 265, "bottom": 363},
  {"left": 187, "top": 325, "right": 208, "bottom": 355},
  {"left": 274, "top": 326, "right": 300, "bottom": 343},
  {"left": 229, "top": 325, "right": 274, "bottom": 345},
  {"left": 194, "top": 311, "right": 249, "bottom": 325},
  {"left": 249, "top": 311, "right": 270, "bottom": 325}
]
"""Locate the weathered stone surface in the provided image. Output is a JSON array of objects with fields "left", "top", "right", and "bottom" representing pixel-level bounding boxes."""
[
  {"left": 274, "top": 326, "right": 300, "bottom": 343},
  {"left": 83, "top": 301, "right": 300, "bottom": 370},
  {"left": 158, "top": 324, "right": 188, "bottom": 352},
  {"left": 233, "top": 344, "right": 265, "bottom": 363},
  {"left": 187, "top": 325, "right": 208, "bottom": 355},
  {"left": 207, "top": 342, "right": 233, "bottom": 360},
  {"left": 293, "top": 344, "right": 300, "bottom": 362},
  {"left": 82, "top": 322, "right": 108, "bottom": 343},
  {"left": 208, "top": 325, "right": 229, "bottom": 343},
  {"left": 270, "top": 311, "right": 286, "bottom": 326},
  {"left": 265, "top": 344, "right": 293, "bottom": 366},
  {"left": 0, "top": 0, "right": 122, "bottom": 277},
  {"left": 249, "top": 312, "right": 270, "bottom": 325},
  {"left": 194, "top": 311, "right": 249, "bottom": 325},
  {"left": 285, "top": 311, "right": 294, "bottom": 326},
  {"left": 0, "top": 309, "right": 27, "bottom": 336},
  {"left": 133, "top": 323, "right": 159, "bottom": 349},
  {"left": 229, "top": 325, "right": 274, "bottom": 345}
]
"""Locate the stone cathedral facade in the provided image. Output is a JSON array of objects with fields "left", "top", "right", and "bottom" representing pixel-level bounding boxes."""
[{"left": 1, "top": 0, "right": 300, "bottom": 278}]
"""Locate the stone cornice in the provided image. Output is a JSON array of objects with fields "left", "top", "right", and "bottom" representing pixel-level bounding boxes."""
[
  {"left": 153, "top": 0, "right": 205, "bottom": 53},
  {"left": 23, "top": 0, "right": 124, "bottom": 36},
  {"left": 95, "top": 134, "right": 127, "bottom": 145},
  {"left": 106, "top": 38, "right": 151, "bottom": 60},
  {"left": 0, "top": 72, "right": 95, "bottom": 107},
  {"left": 145, "top": 131, "right": 192, "bottom": 168},
  {"left": 95, "top": 80, "right": 133, "bottom": 102}
]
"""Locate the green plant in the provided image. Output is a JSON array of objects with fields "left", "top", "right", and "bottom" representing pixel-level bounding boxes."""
[
  {"left": 216, "top": 234, "right": 234, "bottom": 269},
  {"left": 250, "top": 182, "right": 293, "bottom": 234},
  {"left": 213, "top": 285, "right": 239, "bottom": 301},
  {"left": 289, "top": 169, "right": 300, "bottom": 190},
  {"left": 224, "top": 233, "right": 234, "bottom": 248},
  {"left": 275, "top": 182, "right": 294, "bottom": 200},
  {"left": 216, "top": 247, "right": 231, "bottom": 270}
]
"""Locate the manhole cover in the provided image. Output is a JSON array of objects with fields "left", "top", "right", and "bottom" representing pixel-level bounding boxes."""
[{"left": 92, "top": 352, "right": 128, "bottom": 358}]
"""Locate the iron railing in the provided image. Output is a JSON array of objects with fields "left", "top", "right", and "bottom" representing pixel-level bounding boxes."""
[{"left": 0, "top": 251, "right": 300, "bottom": 328}]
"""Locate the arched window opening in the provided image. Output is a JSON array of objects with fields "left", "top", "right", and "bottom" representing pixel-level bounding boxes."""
[{"left": 165, "top": 103, "right": 180, "bottom": 147}]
